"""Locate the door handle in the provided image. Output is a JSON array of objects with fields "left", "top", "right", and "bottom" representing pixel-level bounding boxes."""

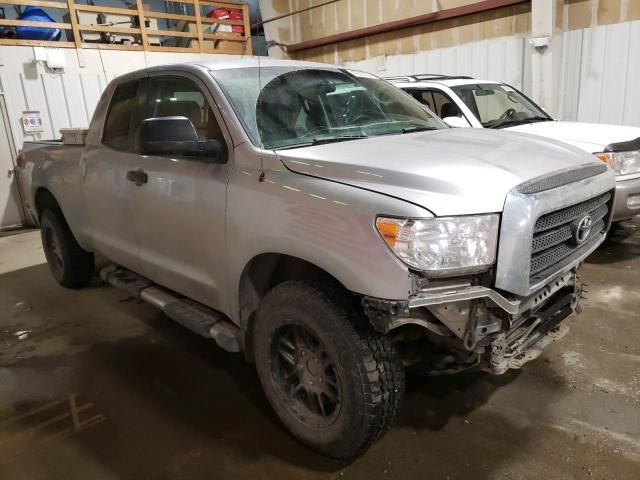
[
  {"left": 126, "top": 169, "right": 148, "bottom": 187},
  {"left": 7, "top": 167, "right": 15, "bottom": 178}
]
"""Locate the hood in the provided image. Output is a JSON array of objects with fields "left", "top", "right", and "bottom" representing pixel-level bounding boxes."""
[
  {"left": 276, "top": 128, "right": 604, "bottom": 216},
  {"left": 505, "top": 120, "right": 640, "bottom": 153}
]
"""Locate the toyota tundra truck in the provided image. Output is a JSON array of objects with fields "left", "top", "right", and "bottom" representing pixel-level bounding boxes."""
[{"left": 18, "top": 59, "right": 615, "bottom": 458}]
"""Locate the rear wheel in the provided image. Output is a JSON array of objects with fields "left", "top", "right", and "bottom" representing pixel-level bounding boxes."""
[
  {"left": 253, "top": 281, "right": 405, "bottom": 458},
  {"left": 40, "top": 209, "right": 94, "bottom": 288}
]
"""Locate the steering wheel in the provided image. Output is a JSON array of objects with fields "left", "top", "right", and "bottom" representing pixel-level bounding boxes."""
[{"left": 499, "top": 108, "right": 517, "bottom": 120}]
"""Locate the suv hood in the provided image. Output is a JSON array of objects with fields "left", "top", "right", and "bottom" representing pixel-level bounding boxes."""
[
  {"left": 276, "top": 128, "right": 604, "bottom": 216},
  {"left": 505, "top": 120, "right": 640, "bottom": 153}
]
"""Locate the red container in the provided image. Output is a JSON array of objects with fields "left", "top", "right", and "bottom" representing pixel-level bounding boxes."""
[{"left": 207, "top": 8, "right": 229, "bottom": 19}]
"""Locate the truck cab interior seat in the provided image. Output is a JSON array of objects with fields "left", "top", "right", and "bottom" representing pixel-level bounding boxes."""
[{"left": 441, "top": 102, "right": 461, "bottom": 118}]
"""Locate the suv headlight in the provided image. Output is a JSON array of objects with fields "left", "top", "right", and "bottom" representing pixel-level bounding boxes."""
[
  {"left": 595, "top": 151, "right": 640, "bottom": 175},
  {"left": 376, "top": 215, "right": 499, "bottom": 276}
]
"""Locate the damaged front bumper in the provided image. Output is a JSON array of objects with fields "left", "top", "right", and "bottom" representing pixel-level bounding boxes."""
[{"left": 363, "top": 269, "right": 582, "bottom": 375}]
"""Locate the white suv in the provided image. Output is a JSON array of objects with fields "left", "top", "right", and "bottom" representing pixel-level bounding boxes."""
[{"left": 387, "top": 74, "right": 640, "bottom": 221}]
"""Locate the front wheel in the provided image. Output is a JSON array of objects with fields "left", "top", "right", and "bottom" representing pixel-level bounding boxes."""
[
  {"left": 253, "top": 281, "right": 405, "bottom": 458},
  {"left": 40, "top": 209, "right": 95, "bottom": 288}
]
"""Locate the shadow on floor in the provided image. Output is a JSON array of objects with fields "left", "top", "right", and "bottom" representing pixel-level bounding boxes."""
[
  {"left": 586, "top": 220, "right": 640, "bottom": 265},
  {"left": 0, "top": 263, "right": 561, "bottom": 479}
]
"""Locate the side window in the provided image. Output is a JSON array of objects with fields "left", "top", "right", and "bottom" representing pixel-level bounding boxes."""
[
  {"left": 144, "top": 76, "right": 223, "bottom": 143},
  {"left": 407, "top": 89, "right": 435, "bottom": 111},
  {"left": 407, "top": 88, "right": 462, "bottom": 119},
  {"left": 429, "top": 90, "right": 461, "bottom": 119},
  {"left": 103, "top": 79, "right": 140, "bottom": 151}
]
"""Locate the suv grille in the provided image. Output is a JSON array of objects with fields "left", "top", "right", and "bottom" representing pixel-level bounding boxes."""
[{"left": 530, "top": 192, "right": 611, "bottom": 281}]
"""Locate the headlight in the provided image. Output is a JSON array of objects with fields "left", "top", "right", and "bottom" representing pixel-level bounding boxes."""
[
  {"left": 595, "top": 151, "right": 640, "bottom": 175},
  {"left": 376, "top": 215, "right": 499, "bottom": 276}
]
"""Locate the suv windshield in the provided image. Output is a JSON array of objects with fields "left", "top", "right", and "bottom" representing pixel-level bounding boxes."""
[
  {"left": 213, "top": 67, "right": 446, "bottom": 149},
  {"left": 451, "top": 83, "right": 551, "bottom": 129}
]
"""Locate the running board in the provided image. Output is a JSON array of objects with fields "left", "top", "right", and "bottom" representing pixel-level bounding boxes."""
[{"left": 100, "top": 265, "right": 242, "bottom": 353}]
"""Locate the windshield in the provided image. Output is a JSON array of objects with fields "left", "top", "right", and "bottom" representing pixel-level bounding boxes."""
[
  {"left": 212, "top": 67, "right": 446, "bottom": 149},
  {"left": 451, "top": 83, "right": 551, "bottom": 129}
]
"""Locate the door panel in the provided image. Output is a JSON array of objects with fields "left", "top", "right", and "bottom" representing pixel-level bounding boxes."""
[
  {"left": 0, "top": 96, "right": 25, "bottom": 229},
  {"left": 128, "top": 74, "right": 231, "bottom": 311},
  {"left": 81, "top": 79, "right": 142, "bottom": 271},
  {"left": 82, "top": 146, "right": 140, "bottom": 270},
  {"left": 129, "top": 157, "right": 230, "bottom": 308}
]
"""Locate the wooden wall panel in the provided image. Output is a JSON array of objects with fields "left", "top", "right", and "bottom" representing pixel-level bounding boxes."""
[
  {"left": 263, "top": 0, "right": 637, "bottom": 62},
  {"left": 560, "top": 0, "right": 634, "bottom": 31},
  {"left": 267, "top": 1, "right": 533, "bottom": 63}
]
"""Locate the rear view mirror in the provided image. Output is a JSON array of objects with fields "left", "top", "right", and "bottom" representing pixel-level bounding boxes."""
[
  {"left": 443, "top": 116, "right": 470, "bottom": 128},
  {"left": 299, "top": 80, "right": 336, "bottom": 98},
  {"left": 140, "top": 116, "right": 226, "bottom": 162}
]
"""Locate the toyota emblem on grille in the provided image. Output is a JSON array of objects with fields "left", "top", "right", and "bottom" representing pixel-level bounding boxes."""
[{"left": 571, "top": 214, "right": 593, "bottom": 245}]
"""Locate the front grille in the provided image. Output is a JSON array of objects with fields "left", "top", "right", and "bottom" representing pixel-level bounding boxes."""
[{"left": 530, "top": 192, "right": 611, "bottom": 281}]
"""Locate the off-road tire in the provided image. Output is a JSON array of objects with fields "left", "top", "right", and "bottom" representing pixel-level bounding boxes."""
[
  {"left": 40, "top": 209, "right": 95, "bottom": 288},
  {"left": 253, "top": 281, "right": 405, "bottom": 458}
]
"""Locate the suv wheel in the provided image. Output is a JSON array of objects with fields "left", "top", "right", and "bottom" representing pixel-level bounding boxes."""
[
  {"left": 40, "top": 209, "right": 95, "bottom": 288},
  {"left": 253, "top": 281, "right": 404, "bottom": 458}
]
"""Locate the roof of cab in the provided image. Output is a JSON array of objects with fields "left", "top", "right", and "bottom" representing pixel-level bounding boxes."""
[
  {"left": 108, "top": 57, "right": 368, "bottom": 86},
  {"left": 196, "top": 56, "right": 340, "bottom": 71}
]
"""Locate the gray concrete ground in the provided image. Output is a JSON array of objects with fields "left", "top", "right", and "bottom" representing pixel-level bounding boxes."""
[{"left": 0, "top": 223, "right": 639, "bottom": 480}]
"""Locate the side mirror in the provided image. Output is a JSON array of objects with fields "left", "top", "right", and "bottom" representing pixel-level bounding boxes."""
[
  {"left": 442, "top": 116, "right": 470, "bottom": 128},
  {"left": 139, "top": 116, "right": 226, "bottom": 162}
]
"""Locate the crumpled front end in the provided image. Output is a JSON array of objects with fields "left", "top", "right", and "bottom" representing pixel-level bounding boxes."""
[
  {"left": 362, "top": 166, "right": 616, "bottom": 375},
  {"left": 363, "top": 268, "right": 583, "bottom": 374}
]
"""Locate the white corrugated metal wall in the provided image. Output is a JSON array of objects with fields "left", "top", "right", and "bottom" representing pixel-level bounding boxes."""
[
  {"left": 0, "top": 47, "right": 236, "bottom": 154},
  {"left": 557, "top": 21, "right": 640, "bottom": 126},
  {"left": 0, "top": 48, "right": 106, "bottom": 151}
]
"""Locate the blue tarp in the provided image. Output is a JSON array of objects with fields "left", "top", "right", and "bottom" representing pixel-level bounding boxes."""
[{"left": 16, "top": 6, "right": 61, "bottom": 41}]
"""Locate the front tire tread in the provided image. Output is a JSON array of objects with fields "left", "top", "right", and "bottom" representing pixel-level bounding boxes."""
[{"left": 254, "top": 280, "right": 405, "bottom": 458}]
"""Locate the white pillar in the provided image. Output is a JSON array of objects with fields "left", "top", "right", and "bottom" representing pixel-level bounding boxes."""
[
  {"left": 258, "top": 0, "right": 288, "bottom": 59},
  {"left": 529, "top": 0, "right": 557, "bottom": 115}
]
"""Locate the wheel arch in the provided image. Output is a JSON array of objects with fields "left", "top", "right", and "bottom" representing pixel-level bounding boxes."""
[
  {"left": 33, "top": 186, "right": 93, "bottom": 253},
  {"left": 34, "top": 187, "right": 62, "bottom": 219},
  {"left": 238, "top": 252, "right": 350, "bottom": 362}
]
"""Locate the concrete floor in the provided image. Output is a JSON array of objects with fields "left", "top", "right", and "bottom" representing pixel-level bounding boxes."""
[{"left": 0, "top": 224, "right": 639, "bottom": 480}]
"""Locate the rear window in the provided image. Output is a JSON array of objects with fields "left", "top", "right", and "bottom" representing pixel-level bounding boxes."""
[{"left": 103, "top": 80, "right": 140, "bottom": 151}]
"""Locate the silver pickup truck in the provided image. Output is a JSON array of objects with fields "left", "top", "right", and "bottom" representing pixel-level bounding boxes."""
[{"left": 18, "top": 58, "right": 615, "bottom": 458}]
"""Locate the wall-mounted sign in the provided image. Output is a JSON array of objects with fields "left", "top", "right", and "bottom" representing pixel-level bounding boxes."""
[{"left": 21, "top": 111, "right": 43, "bottom": 133}]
